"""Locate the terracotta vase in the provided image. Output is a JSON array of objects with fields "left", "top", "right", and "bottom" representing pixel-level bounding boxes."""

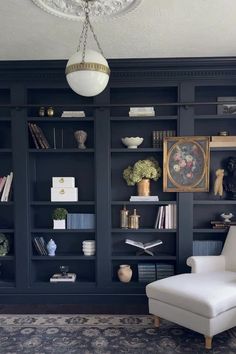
[
  {"left": 118, "top": 264, "right": 132, "bottom": 283},
  {"left": 137, "top": 179, "right": 150, "bottom": 196}
]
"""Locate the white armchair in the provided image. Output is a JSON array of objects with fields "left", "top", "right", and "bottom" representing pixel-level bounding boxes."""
[{"left": 146, "top": 226, "right": 236, "bottom": 349}]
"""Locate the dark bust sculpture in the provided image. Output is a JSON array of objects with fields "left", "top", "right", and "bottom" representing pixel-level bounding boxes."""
[{"left": 223, "top": 156, "right": 236, "bottom": 200}]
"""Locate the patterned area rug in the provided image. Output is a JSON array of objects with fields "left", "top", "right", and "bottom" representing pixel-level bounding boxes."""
[{"left": 0, "top": 315, "right": 235, "bottom": 354}]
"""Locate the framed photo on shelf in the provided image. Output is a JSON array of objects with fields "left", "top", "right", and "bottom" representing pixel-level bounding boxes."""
[
  {"left": 163, "top": 136, "right": 210, "bottom": 192},
  {"left": 217, "top": 96, "right": 236, "bottom": 115}
]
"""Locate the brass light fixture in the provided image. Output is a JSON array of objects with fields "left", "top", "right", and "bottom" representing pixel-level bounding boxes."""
[{"left": 65, "top": 0, "right": 110, "bottom": 97}]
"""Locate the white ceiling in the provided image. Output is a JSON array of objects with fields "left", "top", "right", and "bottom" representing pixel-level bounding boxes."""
[{"left": 0, "top": 0, "right": 236, "bottom": 60}]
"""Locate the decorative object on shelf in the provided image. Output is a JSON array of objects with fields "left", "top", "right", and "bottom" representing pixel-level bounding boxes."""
[
  {"left": 211, "top": 220, "right": 236, "bottom": 229},
  {"left": 82, "top": 240, "right": 95, "bottom": 256},
  {"left": 152, "top": 130, "right": 176, "bottom": 148},
  {"left": 33, "top": 237, "right": 47, "bottom": 255},
  {"left": 38, "top": 106, "right": 45, "bottom": 117},
  {"left": 128, "top": 209, "right": 140, "bottom": 229},
  {"left": 74, "top": 130, "right": 87, "bottom": 149},
  {"left": 129, "top": 195, "right": 159, "bottom": 202},
  {"left": 163, "top": 136, "right": 210, "bottom": 192},
  {"left": 51, "top": 177, "right": 78, "bottom": 202},
  {"left": 117, "top": 264, "right": 132, "bottom": 283},
  {"left": 64, "top": 0, "right": 110, "bottom": 97},
  {"left": 214, "top": 169, "right": 224, "bottom": 197},
  {"left": 120, "top": 205, "right": 129, "bottom": 229},
  {"left": 0, "top": 234, "right": 9, "bottom": 256},
  {"left": 154, "top": 204, "right": 177, "bottom": 230},
  {"left": 210, "top": 136, "right": 236, "bottom": 148},
  {"left": 121, "top": 137, "right": 143, "bottom": 149},
  {"left": 125, "top": 239, "right": 163, "bottom": 256},
  {"left": 221, "top": 213, "right": 234, "bottom": 224},
  {"left": 47, "top": 106, "right": 54, "bottom": 117},
  {"left": 218, "top": 131, "right": 229, "bottom": 136},
  {"left": 0, "top": 172, "right": 13, "bottom": 202},
  {"left": 52, "top": 208, "right": 68, "bottom": 229},
  {"left": 50, "top": 265, "right": 76, "bottom": 282},
  {"left": 28, "top": 123, "right": 51, "bottom": 149},
  {"left": 47, "top": 239, "right": 57, "bottom": 256},
  {"left": 123, "top": 158, "right": 162, "bottom": 196},
  {"left": 223, "top": 156, "right": 236, "bottom": 200},
  {"left": 129, "top": 107, "right": 155, "bottom": 117},
  {"left": 217, "top": 97, "right": 236, "bottom": 114}
]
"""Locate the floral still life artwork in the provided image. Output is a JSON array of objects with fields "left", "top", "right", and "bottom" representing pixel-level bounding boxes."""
[{"left": 163, "top": 136, "right": 210, "bottom": 192}]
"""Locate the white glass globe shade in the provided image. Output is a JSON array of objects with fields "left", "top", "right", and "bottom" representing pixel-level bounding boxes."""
[{"left": 66, "top": 49, "right": 110, "bottom": 97}]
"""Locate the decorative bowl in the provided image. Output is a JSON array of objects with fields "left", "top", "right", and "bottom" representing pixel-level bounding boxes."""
[{"left": 121, "top": 137, "right": 144, "bottom": 149}]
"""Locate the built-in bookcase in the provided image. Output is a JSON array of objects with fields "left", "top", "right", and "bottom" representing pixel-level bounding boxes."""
[{"left": 0, "top": 58, "right": 236, "bottom": 304}]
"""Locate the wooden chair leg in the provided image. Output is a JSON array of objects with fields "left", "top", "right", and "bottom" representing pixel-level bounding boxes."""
[
  {"left": 154, "top": 315, "right": 160, "bottom": 328},
  {"left": 205, "top": 336, "right": 212, "bottom": 349}
]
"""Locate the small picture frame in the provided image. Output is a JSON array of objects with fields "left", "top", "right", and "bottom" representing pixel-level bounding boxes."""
[
  {"left": 217, "top": 96, "right": 236, "bottom": 115},
  {"left": 163, "top": 136, "right": 210, "bottom": 192}
]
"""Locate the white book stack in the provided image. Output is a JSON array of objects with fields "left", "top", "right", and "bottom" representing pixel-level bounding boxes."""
[
  {"left": 154, "top": 204, "right": 177, "bottom": 229},
  {"left": 50, "top": 273, "right": 77, "bottom": 282},
  {"left": 61, "top": 111, "right": 85, "bottom": 118},
  {"left": 129, "top": 107, "right": 155, "bottom": 117},
  {"left": 1, "top": 172, "right": 13, "bottom": 202},
  {"left": 130, "top": 196, "right": 159, "bottom": 202}
]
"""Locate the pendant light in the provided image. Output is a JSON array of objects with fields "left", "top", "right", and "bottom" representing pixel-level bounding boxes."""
[{"left": 65, "top": 0, "right": 110, "bottom": 97}]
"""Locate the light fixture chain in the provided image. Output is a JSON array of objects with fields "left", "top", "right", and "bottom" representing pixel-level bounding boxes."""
[
  {"left": 82, "top": 11, "right": 89, "bottom": 62},
  {"left": 87, "top": 18, "right": 105, "bottom": 57}
]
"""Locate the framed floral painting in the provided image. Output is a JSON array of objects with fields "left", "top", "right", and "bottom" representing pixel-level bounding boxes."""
[{"left": 163, "top": 136, "right": 210, "bottom": 192}]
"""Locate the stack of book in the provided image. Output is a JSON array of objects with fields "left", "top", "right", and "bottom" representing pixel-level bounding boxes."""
[
  {"left": 130, "top": 196, "right": 159, "bottom": 202},
  {"left": 138, "top": 263, "right": 156, "bottom": 282},
  {"left": 28, "top": 123, "right": 51, "bottom": 149},
  {"left": 67, "top": 213, "right": 95, "bottom": 229},
  {"left": 61, "top": 111, "right": 85, "bottom": 118},
  {"left": 211, "top": 221, "right": 236, "bottom": 229},
  {"left": 154, "top": 204, "right": 177, "bottom": 229},
  {"left": 0, "top": 172, "right": 13, "bottom": 202},
  {"left": 50, "top": 273, "right": 76, "bottom": 282},
  {"left": 193, "top": 240, "right": 223, "bottom": 256},
  {"left": 152, "top": 130, "right": 176, "bottom": 148},
  {"left": 33, "top": 237, "right": 47, "bottom": 256},
  {"left": 129, "top": 107, "right": 155, "bottom": 117},
  {"left": 138, "top": 263, "right": 174, "bottom": 282},
  {"left": 210, "top": 135, "right": 236, "bottom": 148},
  {"left": 156, "top": 263, "right": 175, "bottom": 280}
]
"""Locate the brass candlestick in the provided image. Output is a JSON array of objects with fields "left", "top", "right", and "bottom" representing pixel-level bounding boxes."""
[
  {"left": 120, "top": 205, "right": 129, "bottom": 229},
  {"left": 128, "top": 209, "right": 140, "bottom": 229}
]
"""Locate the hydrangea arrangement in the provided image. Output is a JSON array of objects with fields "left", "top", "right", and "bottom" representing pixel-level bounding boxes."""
[{"left": 123, "top": 158, "right": 162, "bottom": 186}]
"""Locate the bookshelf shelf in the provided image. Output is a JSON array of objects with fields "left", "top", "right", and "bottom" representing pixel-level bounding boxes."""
[
  {"left": 193, "top": 200, "right": 236, "bottom": 205},
  {"left": 0, "top": 149, "right": 12, "bottom": 153},
  {"left": 111, "top": 148, "right": 162, "bottom": 153},
  {"left": 0, "top": 256, "right": 14, "bottom": 261},
  {"left": 194, "top": 114, "right": 236, "bottom": 120},
  {"left": 32, "top": 255, "right": 95, "bottom": 260},
  {"left": 193, "top": 228, "right": 228, "bottom": 233},
  {"left": 0, "top": 229, "right": 14, "bottom": 233},
  {"left": 110, "top": 116, "right": 178, "bottom": 121},
  {"left": 28, "top": 149, "right": 94, "bottom": 153},
  {"left": 112, "top": 228, "right": 176, "bottom": 233},
  {"left": 111, "top": 201, "right": 176, "bottom": 205},
  {"left": 28, "top": 117, "right": 94, "bottom": 122},
  {"left": 31, "top": 201, "right": 95, "bottom": 206},
  {"left": 0, "top": 201, "right": 14, "bottom": 206},
  {"left": 111, "top": 255, "right": 176, "bottom": 261},
  {"left": 31, "top": 229, "right": 95, "bottom": 233}
]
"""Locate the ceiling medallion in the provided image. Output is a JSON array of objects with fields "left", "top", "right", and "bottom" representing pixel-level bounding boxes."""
[{"left": 31, "top": 0, "right": 142, "bottom": 21}]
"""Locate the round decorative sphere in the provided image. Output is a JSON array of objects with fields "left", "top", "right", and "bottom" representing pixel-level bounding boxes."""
[{"left": 66, "top": 49, "right": 110, "bottom": 97}]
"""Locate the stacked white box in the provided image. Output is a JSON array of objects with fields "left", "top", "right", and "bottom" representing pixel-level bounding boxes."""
[{"left": 51, "top": 177, "right": 78, "bottom": 201}]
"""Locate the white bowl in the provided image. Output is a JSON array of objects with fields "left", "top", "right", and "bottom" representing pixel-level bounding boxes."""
[{"left": 121, "top": 137, "right": 144, "bottom": 149}]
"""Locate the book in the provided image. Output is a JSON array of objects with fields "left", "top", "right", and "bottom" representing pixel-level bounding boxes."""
[
  {"left": 30, "top": 123, "right": 46, "bottom": 149},
  {"left": 125, "top": 239, "right": 163, "bottom": 250},
  {"left": 28, "top": 123, "right": 40, "bottom": 149},
  {"left": 35, "top": 124, "right": 50, "bottom": 149},
  {"left": 130, "top": 196, "right": 159, "bottom": 202},
  {"left": 1, "top": 172, "right": 13, "bottom": 202},
  {"left": 0, "top": 176, "right": 7, "bottom": 197},
  {"left": 61, "top": 111, "right": 85, "bottom": 118},
  {"left": 50, "top": 273, "right": 76, "bottom": 282}
]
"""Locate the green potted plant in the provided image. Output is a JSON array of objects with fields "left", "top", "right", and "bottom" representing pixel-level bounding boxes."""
[
  {"left": 52, "top": 208, "right": 68, "bottom": 229},
  {"left": 123, "top": 158, "right": 162, "bottom": 196}
]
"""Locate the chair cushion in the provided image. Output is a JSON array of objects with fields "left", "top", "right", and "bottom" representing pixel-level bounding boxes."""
[{"left": 146, "top": 271, "right": 236, "bottom": 318}]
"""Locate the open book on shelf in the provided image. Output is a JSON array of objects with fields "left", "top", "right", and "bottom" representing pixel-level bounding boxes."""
[{"left": 125, "top": 238, "right": 163, "bottom": 256}]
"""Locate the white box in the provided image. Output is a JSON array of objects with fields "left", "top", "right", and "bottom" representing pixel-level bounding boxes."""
[
  {"left": 51, "top": 187, "right": 78, "bottom": 202},
  {"left": 52, "top": 177, "right": 75, "bottom": 188}
]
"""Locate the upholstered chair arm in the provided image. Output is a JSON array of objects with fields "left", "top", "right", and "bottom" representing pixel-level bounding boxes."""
[{"left": 186, "top": 255, "right": 226, "bottom": 273}]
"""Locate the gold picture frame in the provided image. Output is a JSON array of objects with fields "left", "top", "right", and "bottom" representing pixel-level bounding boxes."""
[{"left": 163, "top": 136, "right": 210, "bottom": 192}]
